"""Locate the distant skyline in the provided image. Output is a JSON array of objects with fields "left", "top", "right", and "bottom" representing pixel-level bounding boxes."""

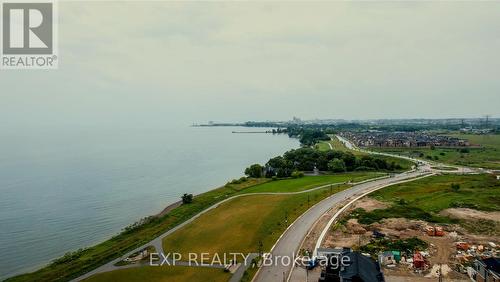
[{"left": 1, "top": 1, "right": 499, "bottom": 131}]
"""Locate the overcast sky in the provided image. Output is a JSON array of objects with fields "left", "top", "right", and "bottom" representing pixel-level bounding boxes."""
[{"left": 1, "top": 1, "right": 499, "bottom": 130}]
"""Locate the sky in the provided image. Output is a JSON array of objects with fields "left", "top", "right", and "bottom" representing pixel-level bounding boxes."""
[{"left": 1, "top": 1, "right": 499, "bottom": 130}]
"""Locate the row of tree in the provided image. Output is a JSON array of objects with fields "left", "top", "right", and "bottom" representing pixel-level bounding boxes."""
[
  {"left": 286, "top": 127, "right": 332, "bottom": 146},
  {"left": 245, "top": 148, "right": 403, "bottom": 178}
]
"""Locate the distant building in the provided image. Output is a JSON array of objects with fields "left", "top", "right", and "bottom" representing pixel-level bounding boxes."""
[{"left": 339, "top": 131, "right": 470, "bottom": 148}]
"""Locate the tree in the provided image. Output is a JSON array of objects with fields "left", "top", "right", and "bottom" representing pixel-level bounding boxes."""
[
  {"left": 244, "top": 164, "right": 263, "bottom": 178},
  {"left": 451, "top": 183, "right": 460, "bottom": 192},
  {"left": 328, "top": 158, "right": 346, "bottom": 172},
  {"left": 182, "top": 193, "right": 193, "bottom": 204},
  {"left": 265, "top": 156, "right": 293, "bottom": 178}
]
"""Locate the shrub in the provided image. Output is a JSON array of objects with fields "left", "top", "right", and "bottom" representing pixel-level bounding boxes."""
[
  {"left": 291, "top": 171, "right": 304, "bottom": 178},
  {"left": 328, "top": 158, "right": 346, "bottom": 172},
  {"left": 244, "top": 164, "right": 263, "bottom": 178},
  {"left": 181, "top": 193, "right": 193, "bottom": 204},
  {"left": 354, "top": 166, "right": 375, "bottom": 171},
  {"left": 451, "top": 183, "right": 460, "bottom": 192},
  {"left": 459, "top": 148, "right": 470, "bottom": 153}
]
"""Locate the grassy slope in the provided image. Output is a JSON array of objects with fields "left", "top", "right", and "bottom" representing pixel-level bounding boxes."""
[
  {"left": 242, "top": 172, "right": 382, "bottom": 193},
  {"left": 372, "top": 134, "right": 500, "bottom": 169},
  {"left": 161, "top": 184, "right": 348, "bottom": 259},
  {"left": 84, "top": 182, "right": 352, "bottom": 281},
  {"left": 353, "top": 174, "right": 500, "bottom": 235},
  {"left": 370, "top": 174, "right": 500, "bottom": 212},
  {"left": 9, "top": 172, "right": 380, "bottom": 282},
  {"left": 83, "top": 266, "right": 230, "bottom": 282}
]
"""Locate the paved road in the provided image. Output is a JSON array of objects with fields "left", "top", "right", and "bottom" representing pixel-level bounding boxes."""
[{"left": 253, "top": 168, "right": 432, "bottom": 282}]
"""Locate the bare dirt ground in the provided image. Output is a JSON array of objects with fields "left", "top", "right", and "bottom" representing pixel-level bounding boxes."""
[
  {"left": 384, "top": 271, "right": 469, "bottom": 282},
  {"left": 322, "top": 214, "right": 500, "bottom": 281},
  {"left": 351, "top": 197, "right": 388, "bottom": 211},
  {"left": 300, "top": 196, "right": 498, "bottom": 282},
  {"left": 440, "top": 208, "right": 500, "bottom": 222}
]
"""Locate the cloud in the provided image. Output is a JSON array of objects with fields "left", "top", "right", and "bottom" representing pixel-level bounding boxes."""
[{"left": 1, "top": 1, "right": 499, "bottom": 126}]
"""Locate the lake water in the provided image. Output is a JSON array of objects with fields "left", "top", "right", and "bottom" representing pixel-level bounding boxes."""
[{"left": 0, "top": 126, "right": 298, "bottom": 279}]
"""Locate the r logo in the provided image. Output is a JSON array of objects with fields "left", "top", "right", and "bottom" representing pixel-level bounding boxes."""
[{"left": 2, "top": 2, "right": 53, "bottom": 54}]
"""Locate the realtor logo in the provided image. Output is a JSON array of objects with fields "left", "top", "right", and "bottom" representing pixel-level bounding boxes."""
[{"left": 1, "top": 0, "right": 58, "bottom": 69}]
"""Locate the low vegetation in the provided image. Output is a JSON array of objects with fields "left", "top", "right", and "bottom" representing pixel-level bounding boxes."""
[
  {"left": 369, "top": 174, "right": 500, "bottom": 213},
  {"left": 162, "top": 185, "right": 350, "bottom": 261},
  {"left": 345, "top": 174, "right": 500, "bottom": 235},
  {"left": 358, "top": 237, "right": 429, "bottom": 255},
  {"left": 240, "top": 172, "right": 382, "bottom": 193},
  {"left": 83, "top": 266, "right": 230, "bottom": 282}
]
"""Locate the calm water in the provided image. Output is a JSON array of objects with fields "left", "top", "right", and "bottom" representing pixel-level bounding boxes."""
[{"left": 0, "top": 126, "right": 298, "bottom": 279}]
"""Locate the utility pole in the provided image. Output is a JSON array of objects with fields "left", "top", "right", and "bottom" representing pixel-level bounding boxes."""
[{"left": 258, "top": 240, "right": 263, "bottom": 258}]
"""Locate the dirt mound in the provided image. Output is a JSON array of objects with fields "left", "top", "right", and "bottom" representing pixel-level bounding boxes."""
[
  {"left": 353, "top": 197, "right": 388, "bottom": 212},
  {"left": 440, "top": 208, "right": 500, "bottom": 222},
  {"left": 346, "top": 219, "right": 367, "bottom": 234}
]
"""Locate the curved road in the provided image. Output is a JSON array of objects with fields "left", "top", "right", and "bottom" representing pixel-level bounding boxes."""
[
  {"left": 253, "top": 167, "right": 431, "bottom": 282},
  {"left": 253, "top": 135, "right": 478, "bottom": 282}
]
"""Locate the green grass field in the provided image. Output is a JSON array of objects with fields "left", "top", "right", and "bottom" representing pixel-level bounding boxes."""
[
  {"left": 84, "top": 181, "right": 353, "bottom": 281},
  {"left": 241, "top": 172, "right": 382, "bottom": 193},
  {"left": 83, "top": 266, "right": 230, "bottom": 282},
  {"left": 351, "top": 173, "right": 500, "bottom": 235},
  {"left": 161, "top": 184, "right": 347, "bottom": 260},
  {"left": 369, "top": 174, "right": 500, "bottom": 213},
  {"left": 372, "top": 134, "right": 500, "bottom": 169}
]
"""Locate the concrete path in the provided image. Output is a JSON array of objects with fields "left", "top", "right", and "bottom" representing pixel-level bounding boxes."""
[{"left": 229, "top": 253, "right": 259, "bottom": 282}]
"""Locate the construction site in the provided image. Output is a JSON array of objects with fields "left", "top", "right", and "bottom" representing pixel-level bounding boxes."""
[{"left": 324, "top": 198, "right": 499, "bottom": 281}]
